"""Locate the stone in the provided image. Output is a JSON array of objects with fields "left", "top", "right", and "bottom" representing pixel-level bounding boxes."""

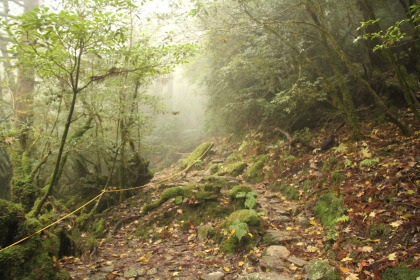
[
  {"left": 272, "top": 215, "right": 291, "bottom": 223},
  {"left": 238, "top": 272, "right": 293, "bottom": 280},
  {"left": 295, "top": 215, "right": 310, "bottom": 228},
  {"left": 287, "top": 256, "right": 308, "bottom": 267},
  {"left": 263, "top": 230, "right": 302, "bottom": 245},
  {"left": 265, "top": 245, "right": 290, "bottom": 259},
  {"left": 260, "top": 255, "right": 287, "bottom": 271},
  {"left": 100, "top": 264, "right": 114, "bottom": 273},
  {"left": 146, "top": 267, "right": 158, "bottom": 275},
  {"left": 201, "top": 271, "right": 224, "bottom": 280},
  {"left": 304, "top": 259, "right": 340, "bottom": 280},
  {"left": 123, "top": 267, "right": 138, "bottom": 278}
]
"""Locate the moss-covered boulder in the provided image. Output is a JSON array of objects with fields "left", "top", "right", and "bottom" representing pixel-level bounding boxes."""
[
  {"left": 228, "top": 185, "right": 253, "bottom": 199},
  {"left": 0, "top": 209, "right": 70, "bottom": 280},
  {"left": 243, "top": 160, "right": 265, "bottom": 183},
  {"left": 223, "top": 162, "right": 247, "bottom": 177},
  {"left": 227, "top": 185, "right": 257, "bottom": 209},
  {"left": 180, "top": 142, "right": 213, "bottom": 170},
  {"left": 209, "top": 164, "right": 220, "bottom": 175},
  {"left": 304, "top": 259, "right": 340, "bottom": 280},
  {"left": 219, "top": 209, "right": 260, "bottom": 254},
  {"left": 222, "top": 209, "right": 260, "bottom": 228}
]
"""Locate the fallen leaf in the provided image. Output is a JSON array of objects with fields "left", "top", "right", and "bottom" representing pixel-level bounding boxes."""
[
  {"left": 388, "top": 253, "right": 397, "bottom": 261},
  {"left": 346, "top": 273, "right": 359, "bottom": 280},
  {"left": 361, "top": 246, "right": 373, "bottom": 252},
  {"left": 341, "top": 256, "right": 353, "bottom": 262},
  {"left": 390, "top": 220, "right": 403, "bottom": 228},
  {"left": 223, "top": 266, "right": 230, "bottom": 272},
  {"left": 340, "top": 267, "right": 351, "bottom": 273},
  {"left": 238, "top": 261, "right": 245, "bottom": 267}
]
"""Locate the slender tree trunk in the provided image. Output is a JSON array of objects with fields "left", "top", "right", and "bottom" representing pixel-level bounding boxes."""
[
  {"left": 30, "top": 90, "right": 79, "bottom": 217},
  {"left": 306, "top": 0, "right": 410, "bottom": 135}
]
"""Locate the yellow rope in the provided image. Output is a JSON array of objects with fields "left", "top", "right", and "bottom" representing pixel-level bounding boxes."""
[{"left": 0, "top": 142, "right": 214, "bottom": 253}]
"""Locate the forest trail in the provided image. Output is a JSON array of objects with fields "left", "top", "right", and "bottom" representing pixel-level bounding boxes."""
[
  {"left": 59, "top": 119, "right": 420, "bottom": 280},
  {"left": 59, "top": 141, "right": 313, "bottom": 280}
]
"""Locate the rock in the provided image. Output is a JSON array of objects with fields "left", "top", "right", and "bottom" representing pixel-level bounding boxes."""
[
  {"left": 100, "top": 264, "right": 114, "bottom": 273},
  {"left": 123, "top": 267, "right": 138, "bottom": 278},
  {"left": 287, "top": 256, "right": 308, "bottom": 267},
  {"left": 295, "top": 215, "right": 311, "bottom": 228},
  {"left": 260, "top": 255, "right": 287, "bottom": 271},
  {"left": 146, "top": 267, "right": 158, "bottom": 275},
  {"left": 88, "top": 274, "right": 107, "bottom": 280},
  {"left": 238, "top": 272, "right": 293, "bottom": 280},
  {"left": 265, "top": 245, "right": 290, "bottom": 259},
  {"left": 304, "top": 259, "right": 340, "bottom": 280},
  {"left": 263, "top": 230, "right": 302, "bottom": 245},
  {"left": 272, "top": 215, "right": 291, "bottom": 223},
  {"left": 201, "top": 271, "right": 224, "bottom": 280}
]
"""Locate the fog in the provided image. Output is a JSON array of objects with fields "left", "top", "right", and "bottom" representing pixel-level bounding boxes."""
[{"left": 142, "top": 65, "right": 208, "bottom": 170}]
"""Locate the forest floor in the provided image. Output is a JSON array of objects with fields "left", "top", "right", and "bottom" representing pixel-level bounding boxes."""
[{"left": 60, "top": 111, "right": 420, "bottom": 280}]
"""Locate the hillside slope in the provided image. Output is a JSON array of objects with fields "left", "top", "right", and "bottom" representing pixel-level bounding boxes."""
[{"left": 60, "top": 112, "right": 420, "bottom": 280}]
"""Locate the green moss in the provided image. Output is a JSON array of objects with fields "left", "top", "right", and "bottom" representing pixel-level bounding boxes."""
[
  {"left": 93, "top": 218, "right": 106, "bottom": 237},
  {"left": 142, "top": 184, "right": 222, "bottom": 215},
  {"left": 382, "top": 264, "right": 420, "bottom": 280},
  {"left": 209, "top": 164, "right": 220, "bottom": 175},
  {"left": 180, "top": 142, "right": 213, "bottom": 170},
  {"left": 279, "top": 184, "right": 299, "bottom": 200},
  {"left": 244, "top": 160, "right": 265, "bottom": 183},
  {"left": 331, "top": 170, "right": 345, "bottom": 186},
  {"left": 224, "top": 162, "right": 247, "bottom": 177},
  {"left": 200, "top": 176, "right": 228, "bottom": 188},
  {"left": 313, "top": 192, "right": 346, "bottom": 228},
  {"left": 222, "top": 209, "right": 260, "bottom": 228},
  {"left": 305, "top": 259, "right": 340, "bottom": 280},
  {"left": 228, "top": 185, "right": 253, "bottom": 198}
]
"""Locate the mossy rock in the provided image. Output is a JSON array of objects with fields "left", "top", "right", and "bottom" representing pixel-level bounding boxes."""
[
  {"left": 209, "top": 164, "right": 220, "bottom": 175},
  {"left": 219, "top": 210, "right": 260, "bottom": 254},
  {"left": 243, "top": 160, "right": 265, "bottom": 183},
  {"left": 200, "top": 175, "right": 228, "bottom": 188},
  {"left": 304, "top": 259, "right": 340, "bottom": 280},
  {"left": 222, "top": 209, "right": 260, "bottom": 228},
  {"left": 180, "top": 142, "right": 213, "bottom": 170},
  {"left": 382, "top": 264, "right": 420, "bottom": 280},
  {"left": 228, "top": 185, "right": 253, "bottom": 199},
  {"left": 224, "top": 162, "right": 247, "bottom": 177},
  {"left": 313, "top": 192, "right": 346, "bottom": 228}
]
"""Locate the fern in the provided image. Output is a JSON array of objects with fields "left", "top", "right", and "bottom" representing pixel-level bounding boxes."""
[
  {"left": 236, "top": 191, "right": 258, "bottom": 209},
  {"left": 332, "top": 144, "right": 348, "bottom": 154},
  {"left": 359, "top": 157, "right": 379, "bottom": 167},
  {"left": 229, "top": 219, "right": 249, "bottom": 242}
]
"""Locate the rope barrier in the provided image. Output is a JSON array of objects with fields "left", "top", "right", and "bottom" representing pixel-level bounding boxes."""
[{"left": 0, "top": 142, "right": 214, "bottom": 253}]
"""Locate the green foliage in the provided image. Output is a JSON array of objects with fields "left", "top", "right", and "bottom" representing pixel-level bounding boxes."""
[
  {"left": 356, "top": 3, "right": 420, "bottom": 52},
  {"left": 382, "top": 264, "right": 420, "bottom": 280},
  {"left": 359, "top": 157, "right": 380, "bottom": 167},
  {"left": 229, "top": 219, "right": 249, "bottom": 242},
  {"left": 236, "top": 191, "right": 258, "bottom": 209},
  {"left": 313, "top": 192, "right": 346, "bottom": 228}
]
